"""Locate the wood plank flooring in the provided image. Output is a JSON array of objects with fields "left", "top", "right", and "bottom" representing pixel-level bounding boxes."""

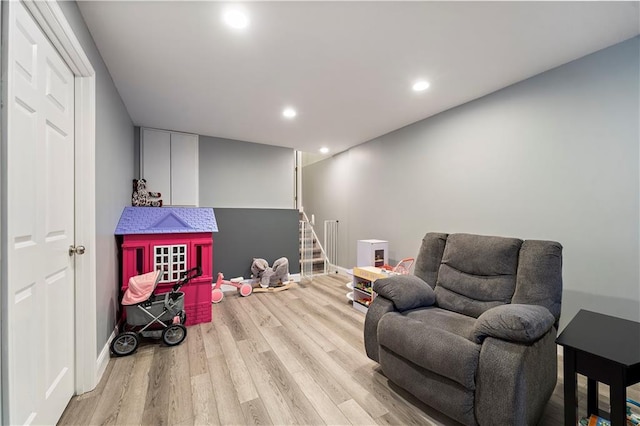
[{"left": 59, "top": 274, "right": 640, "bottom": 425}]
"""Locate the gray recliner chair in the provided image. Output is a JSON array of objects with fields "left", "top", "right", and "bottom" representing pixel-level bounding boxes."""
[{"left": 364, "top": 233, "right": 562, "bottom": 425}]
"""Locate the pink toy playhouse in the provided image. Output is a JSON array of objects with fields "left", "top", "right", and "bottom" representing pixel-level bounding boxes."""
[{"left": 115, "top": 206, "right": 217, "bottom": 326}]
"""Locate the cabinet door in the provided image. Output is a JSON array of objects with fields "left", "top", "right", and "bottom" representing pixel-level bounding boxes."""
[
  {"left": 141, "top": 128, "right": 171, "bottom": 201},
  {"left": 170, "top": 132, "right": 199, "bottom": 206}
]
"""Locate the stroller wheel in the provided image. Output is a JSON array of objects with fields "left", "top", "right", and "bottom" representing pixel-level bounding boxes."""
[
  {"left": 111, "top": 331, "right": 139, "bottom": 357},
  {"left": 162, "top": 324, "right": 187, "bottom": 346}
]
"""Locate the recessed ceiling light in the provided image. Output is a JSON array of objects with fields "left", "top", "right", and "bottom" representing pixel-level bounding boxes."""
[
  {"left": 319, "top": 147, "right": 329, "bottom": 154},
  {"left": 282, "top": 108, "right": 297, "bottom": 119},
  {"left": 223, "top": 9, "right": 249, "bottom": 29},
  {"left": 412, "top": 80, "right": 430, "bottom": 92}
]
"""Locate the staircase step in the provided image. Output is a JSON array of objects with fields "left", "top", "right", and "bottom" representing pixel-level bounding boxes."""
[{"left": 300, "top": 258, "right": 325, "bottom": 264}]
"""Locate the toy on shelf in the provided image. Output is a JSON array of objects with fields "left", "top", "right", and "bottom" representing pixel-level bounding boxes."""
[
  {"left": 578, "top": 399, "right": 640, "bottom": 426},
  {"left": 131, "top": 178, "right": 162, "bottom": 207},
  {"left": 628, "top": 398, "right": 640, "bottom": 425},
  {"left": 578, "top": 415, "right": 609, "bottom": 426},
  {"left": 211, "top": 272, "right": 253, "bottom": 304}
]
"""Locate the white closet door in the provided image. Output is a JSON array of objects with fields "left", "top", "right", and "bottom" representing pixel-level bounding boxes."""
[
  {"left": 170, "top": 132, "right": 199, "bottom": 206},
  {"left": 6, "top": 2, "right": 76, "bottom": 423},
  {"left": 141, "top": 128, "right": 171, "bottom": 202}
]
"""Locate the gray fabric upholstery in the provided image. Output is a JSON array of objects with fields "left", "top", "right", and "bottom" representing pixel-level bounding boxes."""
[
  {"left": 435, "top": 270, "right": 515, "bottom": 319},
  {"left": 435, "top": 234, "right": 523, "bottom": 318},
  {"left": 440, "top": 233, "right": 523, "bottom": 276},
  {"left": 363, "top": 231, "right": 563, "bottom": 425},
  {"left": 405, "top": 306, "right": 476, "bottom": 340},
  {"left": 471, "top": 304, "right": 556, "bottom": 344},
  {"left": 373, "top": 275, "right": 435, "bottom": 311},
  {"left": 363, "top": 296, "right": 395, "bottom": 362},
  {"left": 380, "top": 347, "right": 477, "bottom": 426},
  {"left": 475, "top": 330, "right": 558, "bottom": 426},
  {"left": 512, "top": 240, "right": 563, "bottom": 323},
  {"left": 413, "top": 232, "right": 448, "bottom": 288},
  {"left": 379, "top": 312, "right": 480, "bottom": 389}
]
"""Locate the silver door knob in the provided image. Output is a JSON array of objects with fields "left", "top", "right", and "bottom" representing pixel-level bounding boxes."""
[{"left": 69, "top": 245, "right": 86, "bottom": 256}]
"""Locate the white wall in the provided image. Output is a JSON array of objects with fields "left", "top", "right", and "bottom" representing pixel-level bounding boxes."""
[
  {"left": 58, "top": 2, "right": 135, "bottom": 353},
  {"left": 200, "top": 136, "right": 295, "bottom": 208},
  {"left": 303, "top": 37, "right": 640, "bottom": 328}
]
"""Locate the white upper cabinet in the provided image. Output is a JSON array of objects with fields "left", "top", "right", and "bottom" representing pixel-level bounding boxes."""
[{"left": 140, "top": 127, "right": 199, "bottom": 206}]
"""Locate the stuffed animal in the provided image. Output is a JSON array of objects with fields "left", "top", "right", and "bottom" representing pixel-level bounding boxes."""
[
  {"left": 251, "top": 257, "right": 290, "bottom": 288},
  {"left": 132, "top": 178, "right": 163, "bottom": 207}
]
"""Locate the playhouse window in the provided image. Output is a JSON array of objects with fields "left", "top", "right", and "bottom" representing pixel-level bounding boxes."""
[
  {"left": 154, "top": 244, "right": 187, "bottom": 283},
  {"left": 135, "top": 248, "right": 144, "bottom": 275}
]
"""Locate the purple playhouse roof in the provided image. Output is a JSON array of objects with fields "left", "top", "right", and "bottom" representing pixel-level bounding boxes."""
[{"left": 115, "top": 207, "right": 218, "bottom": 235}]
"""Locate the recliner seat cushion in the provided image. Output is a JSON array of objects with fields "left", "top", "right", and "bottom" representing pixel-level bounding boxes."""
[
  {"left": 378, "top": 312, "right": 480, "bottom": 389},
  {"left": 405, "top": 306, "right": 476, "bottom": 340},
  {"left": 435, "top": 234, "right": 523, "bottom": 318}
]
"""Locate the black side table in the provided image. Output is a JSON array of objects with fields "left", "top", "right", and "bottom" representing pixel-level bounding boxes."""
[{"left": 556, "top": 309, "right": 640, "bottom": 426}]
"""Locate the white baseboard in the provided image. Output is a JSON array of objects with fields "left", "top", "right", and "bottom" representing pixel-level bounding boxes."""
[{"left": 96, "top": 327, "right": 117, "bottom": 384}]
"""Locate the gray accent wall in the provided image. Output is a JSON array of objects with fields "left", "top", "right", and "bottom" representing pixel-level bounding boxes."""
[
  {"left": 200, "top": 136, "right": 294, "bottom": 208},
  {"left": 212, "top": 208, "right": 300, "bottom": 279},
  {"left": 59, "top": 3, "right": 135, "bottom": 353},
  {"left": 303, "top": 37, "right": 640, "bottom": 329}
]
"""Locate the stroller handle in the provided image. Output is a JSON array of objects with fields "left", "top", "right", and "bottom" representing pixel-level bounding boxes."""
[{"left": 173, "top": 266, "right": 203, "bottom": 292}]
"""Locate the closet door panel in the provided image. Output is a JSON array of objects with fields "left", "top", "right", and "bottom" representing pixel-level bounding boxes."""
[
  {"left": 141, "top": 128, "right": 171, "bottom": 203},
  {"left": 170, "top": 133, "right": 199, "bottom": 206}
]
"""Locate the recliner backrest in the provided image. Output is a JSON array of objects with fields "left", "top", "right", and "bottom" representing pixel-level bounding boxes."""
[
  {"left": 413, "top": 232, "right": 563, "bottom": 321},
  {"left": 513, "top": 240, "right": 563, "bottom": 324},
  {"left": 413, "top": 232, "right": 447, "bottom": 288},
  {"left": 435, "top": 233, "right": 523, "bottom": 318}
]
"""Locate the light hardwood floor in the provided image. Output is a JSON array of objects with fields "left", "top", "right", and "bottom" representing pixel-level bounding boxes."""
[{"left": 59, "top": 274, "right": 639, "bottom": 425}]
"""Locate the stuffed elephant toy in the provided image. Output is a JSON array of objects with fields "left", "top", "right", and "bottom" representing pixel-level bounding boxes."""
[{"left": 251, "top": 257, "right": 290, "bottom": 288}]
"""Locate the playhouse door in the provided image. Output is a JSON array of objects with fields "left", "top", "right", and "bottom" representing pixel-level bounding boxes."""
[{"left": 4, "top": 1, "right": 76, "bottom": 424}]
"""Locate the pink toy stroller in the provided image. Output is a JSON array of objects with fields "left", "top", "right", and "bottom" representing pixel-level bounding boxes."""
[
  {"left": 110, "top": 266, "right": 202, "bottom": 357},
  {"left": 381, "top": 257, "right": 415, "bottom": 274},
  {"left": 392, "top": 257, "right": 415, "bottom": 274}
]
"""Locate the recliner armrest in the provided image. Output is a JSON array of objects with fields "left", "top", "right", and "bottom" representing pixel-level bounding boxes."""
[
  {"left": 471, "top": 304, "right": 555, "bottom": 344},
  {"left": 373, "top": 275, "right": 435, "bottom": 312}
]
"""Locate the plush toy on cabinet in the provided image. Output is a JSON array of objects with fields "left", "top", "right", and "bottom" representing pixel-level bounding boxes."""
[{"left": 132, "top": 178, "right": 163, "bottom": 207}]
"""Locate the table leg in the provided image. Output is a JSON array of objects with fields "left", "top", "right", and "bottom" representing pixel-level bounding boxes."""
[
  {"left": 563, "top": 347, "right": 578, "bottom": 426},
  {"left": 587, "top": 378, "right": 598, "bottom": 416},
  {"left": 609, "top": 368, "right": 626, "bottom": 426}
]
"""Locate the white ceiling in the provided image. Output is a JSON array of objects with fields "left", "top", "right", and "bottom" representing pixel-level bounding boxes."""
[{"left": 77, "top": 1, "right": 639, "bottom": 156}]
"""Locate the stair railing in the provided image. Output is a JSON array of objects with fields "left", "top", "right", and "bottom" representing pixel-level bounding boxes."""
[
  {"left": 299, "top": 212, "right": 334, "bottom": 277},
  {"left": 300, "top": 218, "right": 314, "bottom": 279},
  {"left": 323, "top": 220, "right": 339, "bottom": 274}
]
